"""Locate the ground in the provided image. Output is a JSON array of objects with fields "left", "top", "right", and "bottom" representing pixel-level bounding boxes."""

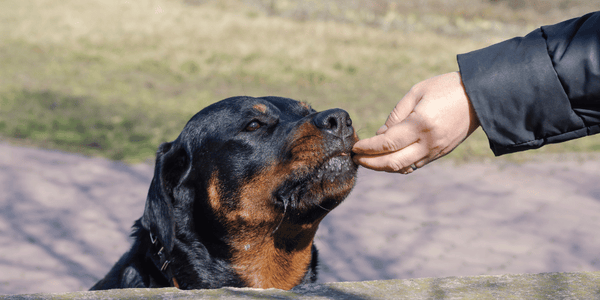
[{"left": 1, "top": 142, "right": 600, "bottom": 295}]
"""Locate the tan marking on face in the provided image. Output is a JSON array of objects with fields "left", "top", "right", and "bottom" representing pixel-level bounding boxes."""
[
  {"left": 207, "top": 171, "right": 221, "bottom": 211},
  {"left": 299, "top": 101, "right": 311, "bottom": 111},
  {"left": 286, "top": 121, "right": 326, "bottom": 173},
  {"left": 253, "top": 104, "right": 267, "bottom": 113}
]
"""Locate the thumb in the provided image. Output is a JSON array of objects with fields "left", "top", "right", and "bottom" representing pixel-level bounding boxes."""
[{"left": 352, "top": 117, "right": 419, "bottom": 155}]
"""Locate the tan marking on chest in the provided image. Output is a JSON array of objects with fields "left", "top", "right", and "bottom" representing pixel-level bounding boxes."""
[
  {"left": 221, "top": 164, "right": 322, "bottom": 289},
  {"left": 229, "top": 224, "right": 319, "bottom": 289},
  {"left": 207, "top": 171, "right": 222, "bottom": 211}
]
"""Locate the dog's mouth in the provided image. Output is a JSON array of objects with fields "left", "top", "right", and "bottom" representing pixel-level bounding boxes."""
[
  {"left": 318, "top": 151, "right": 356, "bottom": 181},
  {"left": 273, "top": 146, "right": 357, "bottom": 222}
]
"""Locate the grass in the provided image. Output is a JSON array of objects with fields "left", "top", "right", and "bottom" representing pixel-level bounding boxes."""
[{"left": 0, "top": 0, "right": 598, "bottom": 163}]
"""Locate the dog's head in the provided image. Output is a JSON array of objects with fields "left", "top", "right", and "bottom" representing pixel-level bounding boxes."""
[{"left": 141, "top": 96, "right": 358, "bottom": 289}]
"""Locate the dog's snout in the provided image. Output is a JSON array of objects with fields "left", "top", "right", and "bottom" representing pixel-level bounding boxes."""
[{"left": 312, "top": 109, "right": 353, "bottom": 138}]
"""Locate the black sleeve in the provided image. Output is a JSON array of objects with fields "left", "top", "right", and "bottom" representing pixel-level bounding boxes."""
[{"left": 457, "top": 11, "right": 600, "bottom": 156}]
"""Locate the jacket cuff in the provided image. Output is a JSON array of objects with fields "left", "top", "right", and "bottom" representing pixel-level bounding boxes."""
[{"left": 457, "top": 28, "right": 584, "bottom": 156}]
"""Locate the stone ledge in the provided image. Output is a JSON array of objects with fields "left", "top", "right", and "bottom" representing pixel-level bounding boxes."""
[{"left": 4, "top": 271, "right": 600, "bottom": 299}]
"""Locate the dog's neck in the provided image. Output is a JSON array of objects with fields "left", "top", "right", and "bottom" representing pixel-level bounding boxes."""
[
  {"left": 227, "top": 221, "right": 320, "bottom": 289},
  {"left": 147, "top": 231, "right": 180, "bottom": 288}
]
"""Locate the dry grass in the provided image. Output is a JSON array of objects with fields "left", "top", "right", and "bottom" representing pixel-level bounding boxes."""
[
  {"left": 246, "top": 0, "right": 597, "bottom": 37},
  {"left": 0, "top": 0, "right": 598, "bottom": 162}
]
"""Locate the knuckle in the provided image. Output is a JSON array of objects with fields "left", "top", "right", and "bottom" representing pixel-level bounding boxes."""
[
  {"left": 388, "top": 163, "right": 403, "bottom": 173},
  {"left": 387, "top": 157, "right": 411, "bottom": 173},
  {"left": 381, "top": 136, "right": 400, "bottom": 153},
  {"left": 387, "top": 110, "right": 403, "bottom": 125},
  {"left": 426, "top": 137, "right": 445, "bottom": 151},
  {"left": 418, "top": 113, "right": 438, "bottom": 130},
  {"left": 411, "top": 81, "right": 426, "bottom": 93}
]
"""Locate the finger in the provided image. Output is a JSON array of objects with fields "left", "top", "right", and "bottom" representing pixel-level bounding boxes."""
[
  {"left": 353, "top": 142, "right": 428, "bottom": 173},
  {"left": 352, "top": 115, "right": 419, "bottom": 155},
  {"left": 383, "top": 87, "right": 422, "bottom": 130},
  {"left": 402, "top": 145, "right": 451, "bottom": 173},
  {"left": 399, "top": 156, "right": 430, "bottom": 174},
  {"left": 376, "top": 124, "right": 388, "bottom": 135}
]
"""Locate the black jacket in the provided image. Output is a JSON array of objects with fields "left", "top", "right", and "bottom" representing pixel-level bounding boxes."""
[{"left": 457, "top": 11, "right": 600, "bottom": 156}]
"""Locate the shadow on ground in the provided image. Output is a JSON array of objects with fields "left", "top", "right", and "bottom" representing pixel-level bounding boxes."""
[{"left": 1, "top": 142, "right": 600, "bottom": 295}]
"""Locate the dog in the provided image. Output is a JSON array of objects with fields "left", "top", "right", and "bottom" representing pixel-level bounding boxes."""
[{"left": 90, "top": 96, "right": 359, "bottom": 290}]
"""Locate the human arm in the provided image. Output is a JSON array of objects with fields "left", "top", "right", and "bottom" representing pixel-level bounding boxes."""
[
  {"left": 353, "top": 11, "right": 600, "bottom": 172},
  {"left": 459, "top": 11, "right": 600, "bottom": 156}
]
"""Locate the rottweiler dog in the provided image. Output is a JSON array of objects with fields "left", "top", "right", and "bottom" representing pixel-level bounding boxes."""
[{"left": 90, "top": 96, "right": 358, "bottom": 290}]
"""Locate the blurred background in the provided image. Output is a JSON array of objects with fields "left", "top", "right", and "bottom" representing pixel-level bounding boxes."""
[
  {"left": 2, "top": 0, "right": 600, "bottom": 296},
  {"left": 1, "top": 0, "right": 599, "bottom": 163}
]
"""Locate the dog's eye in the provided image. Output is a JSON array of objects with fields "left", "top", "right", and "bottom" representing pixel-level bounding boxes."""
[{"left": 245, "top": 121, "right": 261, "bottom": 132}]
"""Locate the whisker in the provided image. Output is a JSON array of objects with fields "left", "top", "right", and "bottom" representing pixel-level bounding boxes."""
[
  {"left": 316, "top": 203, "right": 331, "bottom": 212},
  {"left": 271, "top": 202, "right": 288, "bottom": 235}
]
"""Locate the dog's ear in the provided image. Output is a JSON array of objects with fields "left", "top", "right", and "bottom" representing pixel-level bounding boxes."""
[{"left": 141, "top": 141, "right": 188, "bottom": 252}]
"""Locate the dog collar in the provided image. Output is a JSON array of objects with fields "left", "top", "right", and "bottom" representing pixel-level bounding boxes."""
[{"left": 149, "top": 231, "right": 180, "bottom": 288}]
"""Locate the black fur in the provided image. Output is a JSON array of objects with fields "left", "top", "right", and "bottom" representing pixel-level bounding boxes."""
[{"left": 91, "top": 96, "right": 357, "bottom": 290}]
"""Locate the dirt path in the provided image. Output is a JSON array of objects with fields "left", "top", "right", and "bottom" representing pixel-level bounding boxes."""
[{"left": 2, "top": 141, "right": 600, "bottom": 295}]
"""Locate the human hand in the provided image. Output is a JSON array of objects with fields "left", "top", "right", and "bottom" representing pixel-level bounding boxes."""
[{"left": 352, "top": 72, "right": 480, "bottom": 173}]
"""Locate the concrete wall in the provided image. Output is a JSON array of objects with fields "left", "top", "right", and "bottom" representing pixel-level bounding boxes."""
[{"left": 5, "top": 271, "right": 600, "bottom": 299}]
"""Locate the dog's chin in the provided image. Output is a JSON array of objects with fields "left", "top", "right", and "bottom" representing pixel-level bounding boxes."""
[
  {"left": 275, "top": 153, "right": 357, "bottom": 222},
  {"left": 302, "top": 153, "right": 358, "bottom": 213},
  {"left": 319, "top": 153, "right": 357, "bottom": 183}
]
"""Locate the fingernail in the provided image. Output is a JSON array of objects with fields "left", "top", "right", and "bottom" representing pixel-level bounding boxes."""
[{"left": 376, "top": 125, "right": 388, "bottom": 135}]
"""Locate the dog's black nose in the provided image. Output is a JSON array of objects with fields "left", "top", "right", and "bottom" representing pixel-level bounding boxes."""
[{"left": 312, "top": 109, "right": 354, "bottom": 138}]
